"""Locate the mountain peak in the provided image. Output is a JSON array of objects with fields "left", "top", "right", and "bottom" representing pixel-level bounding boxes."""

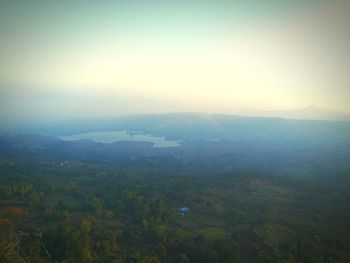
[{"left": 236, "top": 106, "right": 350, "bottom": 122}]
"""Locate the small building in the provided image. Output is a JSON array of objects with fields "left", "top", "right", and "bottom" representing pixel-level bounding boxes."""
[{"left": 178, "top": 207, "right": 191, "bottom": 215}]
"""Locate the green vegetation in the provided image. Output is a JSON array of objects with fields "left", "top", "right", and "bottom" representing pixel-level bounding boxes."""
[{"left": 1, "top": 157, "right": 349, "bottom": 262}]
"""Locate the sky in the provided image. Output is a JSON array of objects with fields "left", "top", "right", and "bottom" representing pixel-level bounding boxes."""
[{"left": 1, "top": 0, "right": 350, "bottom": 122}]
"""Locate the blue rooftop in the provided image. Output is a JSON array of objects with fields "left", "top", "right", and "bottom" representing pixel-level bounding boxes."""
[{"left": 178, "top": 207, "right": 190, "bottom": 214}]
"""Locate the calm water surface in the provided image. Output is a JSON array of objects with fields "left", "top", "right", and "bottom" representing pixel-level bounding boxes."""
[{"left": 60, "top": 131, "right": 180, "bottom": 148}]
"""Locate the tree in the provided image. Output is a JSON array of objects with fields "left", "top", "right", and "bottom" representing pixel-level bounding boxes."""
[
  {"left": 90, "top": 197, "right": 103, "bottom": 218},
  {"left": 177, "top": 253, "right": 190, "bottom": 263}
]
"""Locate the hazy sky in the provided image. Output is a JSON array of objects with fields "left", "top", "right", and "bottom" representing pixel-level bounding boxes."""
[{"left": 1, "top": 0, "right": 350, "bottom": 121}]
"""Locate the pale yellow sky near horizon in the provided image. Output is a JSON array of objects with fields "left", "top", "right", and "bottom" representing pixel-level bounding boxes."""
[{"left": 1, "top": 0, "right": 350, "bottom": 116}]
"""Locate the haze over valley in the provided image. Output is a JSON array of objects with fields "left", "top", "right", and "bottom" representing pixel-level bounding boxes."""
[{"left": 1, "top": 1, "right": 350, "bottom": 262}]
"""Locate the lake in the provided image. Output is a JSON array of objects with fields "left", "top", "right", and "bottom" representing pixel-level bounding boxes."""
[{"left": 60, "top": 131, "right": 180, "bottom": 148}]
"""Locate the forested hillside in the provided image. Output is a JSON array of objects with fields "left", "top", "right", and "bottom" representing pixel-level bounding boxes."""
[{"left": 1, "top": 130, "right": 350, "bottom": 262}]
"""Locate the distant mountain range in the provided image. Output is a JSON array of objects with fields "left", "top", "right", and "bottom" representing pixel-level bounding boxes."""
[
  {"left": 237, "top": 105, "right": 350, "bottom": 122},
  {"left": 6, "top": 112, "right": 348, "bottom": 150},
  {"left": 1, "top": 91, "right": 349, "bottom": 124},
  {"left": 1, "top": 111, "right": 350, "bottom": 177}
]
